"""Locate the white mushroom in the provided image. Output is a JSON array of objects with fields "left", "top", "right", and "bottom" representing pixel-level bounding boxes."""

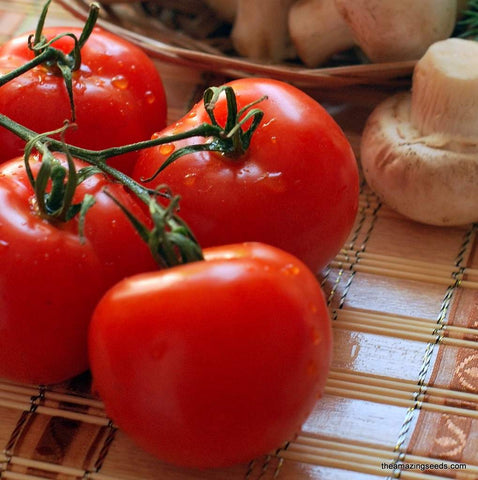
[
  {"left": 334, "top": 0, "right": 458, "bottom": 63},
  {"left": 360, "top": 38, "right": 478, "bottom": 226},
  {"left": 231, "top": 0, "right": 297, "bottom": 62},
  {"left": 288, "top": 0, "right": 355, "bottom": 67}
]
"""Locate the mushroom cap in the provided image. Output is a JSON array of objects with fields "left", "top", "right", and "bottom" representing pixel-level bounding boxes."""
[
  {"left": 335, "top": 0, "right": 457, "bottom": 63},
  {"left": 360, "top": 92, "right": 478, "bottom": 226}
]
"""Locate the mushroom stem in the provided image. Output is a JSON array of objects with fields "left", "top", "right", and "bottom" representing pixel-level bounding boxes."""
[
  {"left": 359, "top": 37, "right": 478, "bottom": 226},
  {"left": 289, "top": 0, "right": 355, "bottom": 67},
  {"left": 231, "top": 0, "right": 297, "bottom": 62},
  {"left": 411, "top": 38, "right": 478, "bottom": 140}
]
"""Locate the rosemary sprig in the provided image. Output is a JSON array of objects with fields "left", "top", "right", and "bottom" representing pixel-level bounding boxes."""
[{"left": 457, "top": 0, "right": 478, "bottom": 39}]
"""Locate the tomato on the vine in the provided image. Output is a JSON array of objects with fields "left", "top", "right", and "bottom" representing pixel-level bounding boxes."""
[
  {"left": 89, "top": 242, "right": 332, "bottom": 469},
  {"left": 133, "top": 78, "right": 359, "bottom": 274},
  {"left": 0, "top": 26, "right": 167, "bottom": 174},
  {"left": 0, "top": 154, "right": 157, "bottom": 385}
]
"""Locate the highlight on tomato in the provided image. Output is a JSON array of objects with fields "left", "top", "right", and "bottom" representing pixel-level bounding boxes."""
[
  {"left": 0, "top": 2, "right": 167, "bottom": 174},
  {"left": 0, "top": 152, "right": 158, "bottom": 385},
  {"left": 88, "top": 242, "right": 332, "bottom": 469},
  {"left": 133, "top": 78, "right": 360, "bottom": 274}
]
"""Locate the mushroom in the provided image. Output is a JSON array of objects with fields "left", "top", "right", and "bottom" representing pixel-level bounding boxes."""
[
  {"left": 288, "top": 0, "right": 355, "bottom": 67},
  {"left": 360, "top": 37, "right": 478, "bottom": 226},
  {"left": 231, "top": 0, "right": 297, "bottom": 62},
  {"left": 334, "top": 0, "right": 458, "bottom": 63}
]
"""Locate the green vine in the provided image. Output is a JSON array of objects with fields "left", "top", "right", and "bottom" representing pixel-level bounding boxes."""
[{"left": 0, "top": 1, "right": 267, "bottom": 268}]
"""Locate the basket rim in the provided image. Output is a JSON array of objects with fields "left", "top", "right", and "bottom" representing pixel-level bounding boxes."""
[{"left": 57, "top": 0, "right": 416, "bottom": 88}]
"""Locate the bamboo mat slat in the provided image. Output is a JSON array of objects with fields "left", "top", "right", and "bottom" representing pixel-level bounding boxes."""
[{"left": 0, "top": 1, "right": 477, "bottom": 479}]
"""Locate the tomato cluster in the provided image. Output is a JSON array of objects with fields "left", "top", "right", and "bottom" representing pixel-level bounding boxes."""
[{"left": 0, "top": 11, "right": 359, "bottom": 470}]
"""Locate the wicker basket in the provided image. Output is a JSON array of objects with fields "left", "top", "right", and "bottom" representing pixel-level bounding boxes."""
[{"left": 58, "top": 0, "right": 416, "bottom": 88}]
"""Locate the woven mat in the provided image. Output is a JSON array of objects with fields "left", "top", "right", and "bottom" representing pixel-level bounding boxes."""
[{"left": 0, "top": 2, "right": 477, "bottom": 479}]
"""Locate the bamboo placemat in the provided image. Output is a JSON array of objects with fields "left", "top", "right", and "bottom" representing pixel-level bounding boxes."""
[{"left": 0, "top": 2, "right": 477, "bottom": 479}]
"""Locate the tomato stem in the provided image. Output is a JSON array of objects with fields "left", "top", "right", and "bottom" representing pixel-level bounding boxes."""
[
  {"left": 0, "top": 112, "right": 204, "bottom": 266},
  {"left": 0, "top": 1, "right": 100, "bottom": 121},
  {"left": 0, "top": 83, "right": 265, "bottom": 268}
]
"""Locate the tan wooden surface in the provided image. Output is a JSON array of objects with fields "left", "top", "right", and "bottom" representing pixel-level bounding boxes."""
[{"left": 0, "top": 1, "right": 477, "bottom": 479}]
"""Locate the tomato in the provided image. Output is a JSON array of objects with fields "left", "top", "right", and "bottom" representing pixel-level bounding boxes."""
[
  {"left": 88, "top": 242, "right": 332, "bottom": 469},
  {"left": 0, "top": 154, "right": 157, "bottom": 385},
  {"left": 0, "top": 26, "right": 167, "bottom": 174},
  {"left": 133, "top": 78, "right": 359, "bottom": 274}
]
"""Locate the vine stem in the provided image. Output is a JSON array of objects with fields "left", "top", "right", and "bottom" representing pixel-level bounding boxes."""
[
  {"left": 0, "top": 48, "right": 55, "bottom": 86},
  {"left": 0, "top": 113, "right": 222, "bottom": 197},
  {"left": 0, "top": 1, "right": 267, "bottom": 269}
]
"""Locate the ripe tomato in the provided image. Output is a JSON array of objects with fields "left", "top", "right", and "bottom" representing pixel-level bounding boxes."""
[
  {"left": 0, "top": 26, "right": 167, "bottom": 174},
  {"left": 0, "top": 154, "right": 157, "bottom": 385},
  {"left": 133, "top": 78, "right": 359, "bottom": 274},
  {"left": 89, "top": 242, "right": 332, "bottom": 469}
]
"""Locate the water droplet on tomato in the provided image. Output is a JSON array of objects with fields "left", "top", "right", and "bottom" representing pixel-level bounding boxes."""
[
  {"left": 28, "top": 196, "right": 38, "bottom": 213},
  {"left": 0, "top": 239, "right": 9, "bottom": 251},
  {"left": 187, "top": 111, "right": 197, "bottom": 119},
  {"left": 145, "top": 90, "right": 156, "bottom": 104},
  {"left": 111, "top": 75, "right": 129, "bottom": 90},
  {"left": 270, "top": 136, "right": 277, "bottom": 144},
  {"left": 309, "top": 303, "right": 318, "bottom": 314},
  {"left": 151, "top": 132, "right": 161, "bottom": 140},
  {"left": 74, "top": 80, "right": 86, "bottom": 94},
  {"left": 256, "top": 171, "right": 285, "bottom": 193},
  {"left": 281, "top": 264, "right": 300, "bottom": 276},
  {"left": 159, "top": 144, "right": 175, "bottom": 156},
  {"left": 184, "top": 173, "right": 196, "bottom": 186}
]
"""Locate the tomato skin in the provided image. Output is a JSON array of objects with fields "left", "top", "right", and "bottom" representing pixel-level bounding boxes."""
[
  {"left": 0, "top": 155, "right": 157, "bottom": 385},
  {"left": 0, "top": 27, "right": 167, "bottom": 174},
  {"left": 133, "top": 78, "right": 359, "bottom": 273},
  {"left": 89, "top": 242, "right": 332, "bottom": 469}
]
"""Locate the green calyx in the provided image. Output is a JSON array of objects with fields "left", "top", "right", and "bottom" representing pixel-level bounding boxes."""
[
  {"left": 23, "top": 125, "right": 98, "bottom": 242},
  {"left": 105, "top": 188, "right": 203, "bottom": 268},
  {"left": 143, "top": 85, "right": 267, "bottom": 182},
  {"left": 0, "top": 0, "right": 100, "bottom": 122}
]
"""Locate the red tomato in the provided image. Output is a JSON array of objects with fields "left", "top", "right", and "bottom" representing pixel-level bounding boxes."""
[
  {"left": 89, "top": 242, "right": 332, "bottom": 469},
  {"left": 133, "top": 78, "right": 359, "bottom": 274},
  {"left": 0, "top": 27, "right": 167, "bottom": 174},
  {"left": 0, "top": 154, "right": 157, "bottom": 385}
]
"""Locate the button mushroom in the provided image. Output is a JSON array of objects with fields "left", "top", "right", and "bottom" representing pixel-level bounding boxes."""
[
  {"left": 334, "top": 0, "right": 458, "bottom": 63},
  {"left": 360, "top": 37, "right": 478, "bottom": 226},
  {"left": 288, "top": 0, "right": 355, "bottom": 67},
  {"left": 231, "top": 0, "right": 297, "bottom": 62}
]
